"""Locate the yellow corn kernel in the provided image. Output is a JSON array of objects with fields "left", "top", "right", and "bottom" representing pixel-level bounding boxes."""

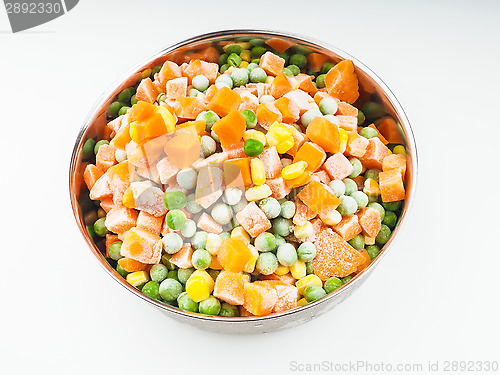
[
  {"left": 223, "top": 42, "right": 251, "bottom": 51},
  {"left": 156, "top": 106, "right": 176, "bottom": 134},
  {"left": 320, "top": 210, "right": 342, "bottom": 226},
  {"left": 393, "top": 145, "right": 406, "bottom": 155},
  {"left": 240, "top": 50, "right": 252, "bottom": 62},
  {"left": 269, "top": 122, "right": 295, "bottom": 138},
  {"left": 363, "top": 178, "right": 380, "bottom": 196},
  {"left": 141, "top": 68, "right": 152, "bottom": 79},
  {"left": 122, "top": 186, "right": 135, "bottom": 208},
  {"left": 282, "top": 161, "right": 308, "bottom": 180},
  {"left": 231, "top": 226, "right": 251, "bottom": 244},
  {"left": 339, "top": 128, "right": 348, "bottom": 153},
  {"left": 266, "top": 131, "right": 279, "bottom": 147},
  {"left": 276, "top": 137, "right": 295, "bottom": 154},
  {"left": 250, "top": 158, "right": 266, "bottom": 185},
  {"left": 275, "top": 265, "right": 289, "bottom": 276},
  {"left": 239, "top": 61, "right": 249, "bottom": 68},
  {"left": 294, "top": 221, "right": 314, "bottom": 239},
  {"left": 296, "top": 274, "right": 322, "bottom": 295},
  {"left": 191, "top": 270, "right": 215, "bottom": 291},
  {"left": 244, "top": 130, "right": 267, "bottom": 145},
  {"left": 245, "top": 184, "right": 272, "bottom": 201},
  {"left": 244, "top": 245, "right": 259, "bottom": 273},
  {"left": 297, "top": 298, "right": 308, "bottom": 307},
  {"left": 126, "top": 271, "right": 149, "bottom": 287},
  {"left": 364, "top": 235, "right": 376, "bottom": 245},
  {"left": 290, "top": 260, "right": 307, "bottom": 279},
  {"left": 185, "top": 276, "right": 210, "bottom": 302},
  {"left": 206, "top": 233, "right": 223, "bottom": 255},
  {"left": 266, "top": 76, "right": 274, "bottom": 84}
]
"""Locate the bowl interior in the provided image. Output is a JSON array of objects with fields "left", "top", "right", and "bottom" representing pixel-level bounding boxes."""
[{"left": 70, "top": 30, "right": 416, "bottom": 328}]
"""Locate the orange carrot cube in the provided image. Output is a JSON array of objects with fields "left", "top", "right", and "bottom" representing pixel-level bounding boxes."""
[
  {"left": 235, "top": 202, "right": 272, "bottom": 238},
  {"left": 256, "top": 102, "right": 282, "bottom": 130},
  {"left": 207, "top": 86, "right": 242, "bottom": 117},
  {"left": 104, "top": 206, "right": 138, "bottom": 234},
  {"left": 166, "top": 76, "right": 188, "bottom": 99},
  {"left": 96, "top": 144, "right": 117, "bottom": 173},
  {"left": 323, "top": 153, "right": 353, "bottom": 180},
  {"left": 258, "top": 146, "right": 282, "bottom": 179},
  {"left": 259, "top": 51, "right": 285, "bottom": 76},
  {"left": 359, "top": 137, "right": 389, "bottom": 170},
  {"left": 325, "top": 59, "right": 359, "bottom": 104},
  {"left": 136, "top": 78, "right": 159, "bottom": 104},
  {"left": 297, "top": 181, "right": 341, "bottom": 219},
  {"left": 357, "top": 207, "right": 381, "bottom": 238},
  {"left": 120, "top": 227, "right": 163, "bottom": 264},
  {"left": 333, "top": 215, "right": 362, "bottom": 241},
  {"left": 293, "top": 142, "right": 327, "bottom": 172},
  {"left": 197, "top": 213, "right": 223, "bottom": 234},
  {"left": 170, "top": 243, "right": 194, "bottom": 269},
  {"left": 379, "top": 168, "right": 406, "bottom": 202},
  {"left": 273, "top": 96, "right": 300, "bottom": 123},
  {"left": 266, "top": 177, "right": 292, "bottom": 200},
  {"left": 345, "top": 132, "right": 369, "bottom": 158},
  {"left": 337, "top": 115, "right": 358, "bottom": 132},
  {"left": 224, "top": 158, "right": 252, "bottom": 187},
  {"left": 243, "top": 281, "right": 278, "bottom": 316},
  {"left": 270, "top": 73, "right": 294, "bottom": 98},
  {"left": 336, "top": 102, "right": 358, "bottom": 117},
  {"left": 305, "top": 116, "right": 340, "bottom": 153},
  {"left": 83, "top": 164, "right": 103, "bottom": 191},
  {"left": 158, "top": 61, "right": 182, "bottom": 90},
  {"left": 136, "top": 211, "right": 164, "bottom": 235},
  {"left": 382, "top": 153, "right": 407, "bottom": 179},
  {"left": 211, "top": 109, "right": 246, "bottom": 147},
  {"left": 218, "top": 238, "right": 255, "bottom": 273},
  {"left": 174, "top": 97, "right": 207, "bottom": 119},
  {"left": 213, "top": 271, "right": 248, "bottom": 305}
]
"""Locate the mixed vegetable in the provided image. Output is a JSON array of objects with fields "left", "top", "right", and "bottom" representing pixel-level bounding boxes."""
[{"left": 80, "top": 38, "right": 408, "bottom": 317}]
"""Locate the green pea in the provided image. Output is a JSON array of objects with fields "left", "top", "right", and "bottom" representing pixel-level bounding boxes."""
[
  {"left": 161, "top": 254, "right": 176, "bottom": 271},
  {"left": 286, "top": 64, "right": 300, "bottom": 76},
  {"left": 160, "top": 279, "right": 184, "bottom": 302},
  {"left": 321, "top": 62, "right": 335, "bottom": 74},
  {"left": 186, "top": 194, "right": 203, "bottom": 214},
  {"left": 150, "top": 264, "right": 168, "bottom": 283},
  {"left": 251, "top": 58, "right": 261, "bottom": 65},
  {"left": 343, "top": 178, "right": 358, "bottom": 196},
  {"left": 246, "top": 63, "right": 259, "bottom": 72},
  {"left": 256, "top": 252, "right": 279, "bottom": 275},
  {"left": 382, "top": 211, "right": 398, "bottom": 229},
  {"left": 316, "top": 74, "right": 326, "bottom": 88},
  {"left": 192, "top": 249, "right": 212, "bottom": 270},
  {"left": 82, "top": 139, "right": 96, "bottom": 160},
  {"left": 341, "top": 275, "right": 353, "bottom": 284},
  {"left": 167, "top": 270, "right": 179, "bottom": 282},
  {"left": 219, "top": 53, "right": 228, "bottom": 66},
  {"left": 176, "top": 168, "right": 197, "bottom": 191},
  {"left": 244, "top": 139, "right": 264, "bottom": 157},
  {"left": 199, "top": 296, "right": 221, "bottom": 315},
  {"left": 382, "top": 200, "right": 403, "bottom": 212},
  {"left": 226, "top": 44, "right": 242, "bottom": 55},
  {"left": 338, "top": 195, "right": 358, "bottom": 217},
  {"left": 364, "top": 169, "right": 380, "bottom": 182},
  {"left": 272, "top": 217, "right": 293, "bottom": 237},
  {"left": 118, "top": 106, "right": 130, "bottom": 116},
  {"left": 297, "top": 242, "right": 316, "bottom": 262},
  {"left": 118, "top": 87, "right": 135, "bottom": 105},
  {"left": 231, "top": 68, "right": 249, "bottom": 87},
  {"left": 192, "top": 231, "right": 208, "bottom": 250},
  {"left": 177, "top": 268, "right": 195, "bottom": 284},
  {"left": 150, "top": 65, "right": 162, "bottom": 79},
  {"left": 215, "top": 74, "right": 233, "bottom": 89},
  {"left": 361, "top": 102, "right": 385, "bottom": 120},
  {"left": 349, "top": 158, "right": 363, "bottom": 178},
  {"left": 367, "top": 202, "right": 385, "bottom": 220},
  {"left": 255, "top": 232, "right": 277, "bottom": 252},
  {"left": 274, "top": 234, "right": 286, "bottom": 250},
  {"left": 163, "top": 191, "right": 187, "bottom": 210},
  {"left": 197, "top": 110, "right": 220, "bottom": 131},
  {"left": 219, "top": 303, "right": 239, "bottom": 317},
  {"left": 357, "top": 110, "right": 365, "bottom": 125},
  {"left": 289, "top": 54, "right": 306, "bottom": 68},
  {"left": 250, "top": 38, "right": 265, "bottom": 46},
  {"left": 305, "top": 260, "right": 314, "bottom": 275},
  {"left": 375, "top": 224, "right": 391, "bottom": 245},
  {"left": 188, "top": 88, "right": 200, "bottom": 98},
  {"left": 324, "top": 277, "right": 343, "bottom": 293},
  {"left": 319, "top": 98, "right": 338, "bottom": 115},
  {"left": 360, "top": 127, "right": 378, "bottom": 139},
  {"left": 241, "top": 109, "right": 257, "bottom": 129},
  {"left": 177, "top": 292, "right": 198, "bottom": 312},
  {"left": 93, "top": 218, "right": 107, "bottom": 237},
  {"left": 366, "top": 245, "right": 380, "bottom": 260},
  {"left": 94, "top": 140, "right": 109, "bottom": 154},
  {"left": 108, "top": 241, "right": 123, "bottom": 261},
  {"left": 142, "top": 281, "right": 161, "bottom": 300},
  {"left": 304, "top": 284, "right": 326, "bottom": 302},
  {"left": 116, "top": 263, "right": 128, "bottom": 278},
  {"left": 348, "top": 234, "right": 365, "bottom": 250},
  {"left": 227, "top": 53, "right": 242, "bottom": 67},
  {"left": 249, "top": 67, "right": 267, "bottom": 83},
  {"left": 280, "top": 201, "right": 296, "bottom": 219},
  {"left": 107, "top": 101, "right": 122, "bottom": 118},
  {"left": 282, "top": 68, "right": 293, "bottom": 77},
  {"left": 251, "top": 46, "right": 266, "bottom": 57},
  {"left": 220, "top": 64, "right": 230, "bottom": 74},
  {"left": 162, "top": 233, "right": 183, "bottom": 254},
  {"left": 277, "top": 243, "right": 297, "bottom": 267},
  {"left": 166, "top": 209, "right": 186, "bottom": 230}
]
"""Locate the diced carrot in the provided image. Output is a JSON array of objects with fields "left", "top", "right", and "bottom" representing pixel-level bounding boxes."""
[
  {"left": 345, "top": 132, "right": 369, "bottom": 158},
  {"left": 96, "top": 144, "right": 117, "bottom": 173},
  {"left": 357, "top": 207, "right": 381, "bottom": 238},
  {"left": 368, "top": 124, "right": 389, "bottom": 145},
  {"left": 258, "top": 146, "right": 282, "bottom": 179},
  {"left": 284, "top": 90, "right": 313, "bottom": 115},
  {"left": 218, "top": 237, "right": 255, "bottom": 272},
  {"left": 292, "top": 200, "right": 317, "bottom": 226},
  {"left": 224, "top": 158, "right": 252, "bottom": 187},
  {"left": 110, "top": 122, "right": 131, "bottom": 150},
  {"left": 337, "top": 115, "right": 358, "bottom": 132},
  {"left": 306, "top": 116, "right": 340, "bottom": 153},
  {"left": 382, "top": 153, "right": 407, "bottom": 179},
  {"left": 195, "top": 164, "right": 224, "bottom": 209},
  {"left": 118, "top": 257, "right": 149, "bottom": 272},
  {"left": 182, "top": 59, "right": 203, "bottom": 82},
  {"left": 211, "top": 109, "right": 246, "bottom": 147},
  {"left": 273, "top": 96, "right": 299, "bottom": 123},
  {"left": 174, "top": 97, "right": 207, "bottom": 119},
  {"left": 213, "top": 271, "right": 247, "bottom": 305},
  {"left": 259, "top": 51, "right": 286, "bottom": 76},
  {"left": 163, "top": 131, "right": 201, "bottom": 169},
  {"left": 136, "top": 78, "right": 159, "bottom": 104},
  {"left": 292, "top": 142, "right": 326, "bottom": 172},
  {"left": 295, "top": 74, "right": 317, "bottom": 94},
  {"left": 312, "top": 228, "right": 365, "bottom": 280},
  {"left": 359, "top": 137, "right": 389, "bottom": 170},
  {"left": 265, "top": 38, "right": 294, "bottom": 53},
  {"left": 235, "top": 202, "right": 272, "bottom": 238},
  {"left": 323, "top": 153, "right": 353, "bottom": 180},
  {"left": 336, "top": 102, "right": 358, "bottom": 117},
  {"left": 104, "top": 206, "right": 138, "bottom": 234},
  {"left": 83, "top": 164, "right": 103, "bottom": 191},
  {"left": 136, "top": 211, "right": 164, "bottom": 235},
  {"left": 170, "top": 243, "right": 194, "bottom": 268},
  {"left": 166, "top": 76, "right": 188, "bottom": 99},
  {"left": 333, "top": 215, "right": 362, "bottom": 241},
  {"left": 243, "top": 281, "right": 278, "bottom": 316},
  {"left": 158, "top": 61, "right": 182, "bottom": 90},
  {"left": 207, "top": 86, "right": 242, "bottom": 117},
  {"left": 376, "top": 117, "right": 405, "bottom": 144},
  {"left": 325, "top": 60, "right": 359, "bottom": 104},
  {"left": 312, "top": 170, "right": 331, "bottom": 185},
  {"left": 297, "top": 180, "right": 341, "bottom": 219},
  {"left": 256, "top": 102, "right": 282, "bottom": 130},
  {"left": 197, "top": 212, "right": 223, "bottom": 234},
  {"left": 270, "top": 73, "right": 294, "bottom": 98},
  {"left": 356, "top": 249, "right": 372, "bottom": 273},
  {"left": 307, "top": 53, "right": 329, "bottom": 73},
  {"left": 266, "top": 177, "right": 292, "bottom": 200},
  {"left": 205, "top": 85, "right": 219, "bottom": 101},
  {"left": 379, "top": 169, "right": 406, "bottom": 202}
]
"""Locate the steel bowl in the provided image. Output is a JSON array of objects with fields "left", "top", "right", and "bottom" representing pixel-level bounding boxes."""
[{"left": 69, "top": 29, "right": 417, "bottom": 334}]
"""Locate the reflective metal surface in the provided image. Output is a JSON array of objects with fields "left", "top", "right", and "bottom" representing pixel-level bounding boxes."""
[{"left": 69, "top": 29, "right": 417, "bottom": 334}]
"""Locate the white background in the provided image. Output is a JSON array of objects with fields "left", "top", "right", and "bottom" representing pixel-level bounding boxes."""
[{"left": 1, "top": 1, "right": 499, "bottom": 374}]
